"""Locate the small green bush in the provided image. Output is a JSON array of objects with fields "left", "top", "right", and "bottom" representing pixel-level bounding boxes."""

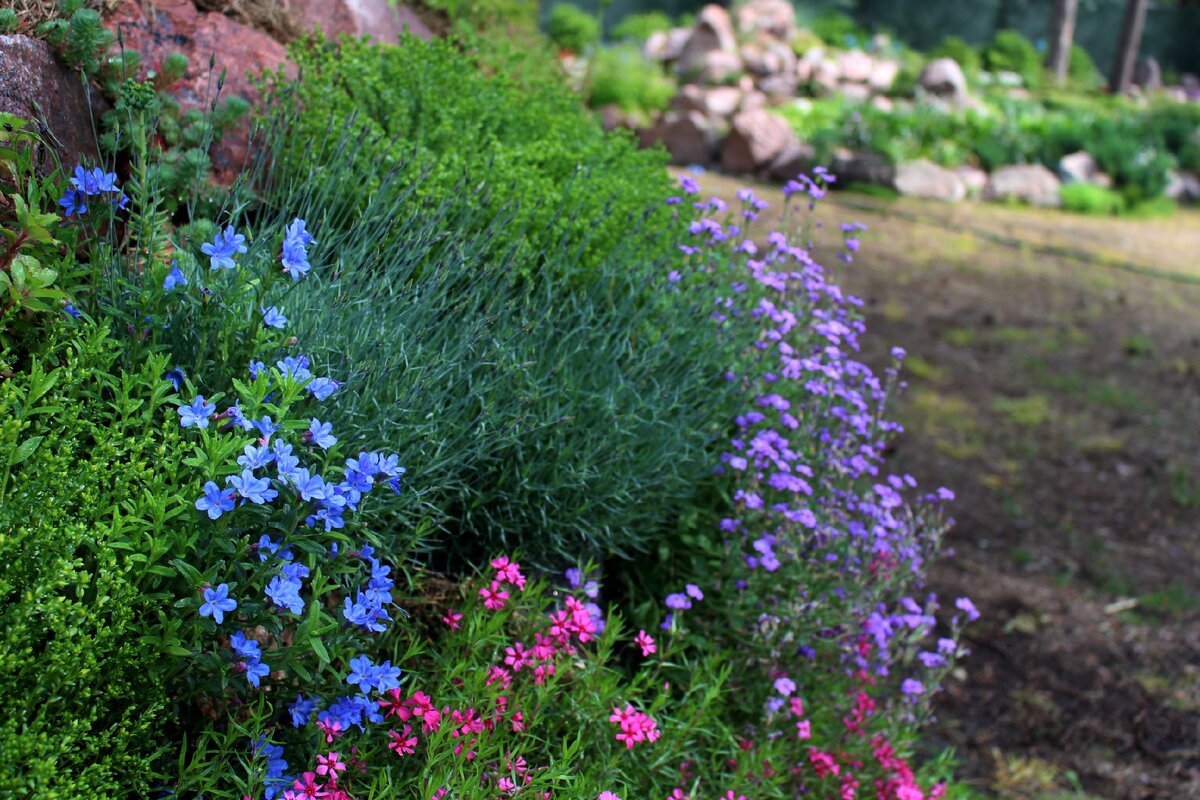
[
  {"left": 1060, "top": 182, "right": 1127, "bottom": 215},
  {"left": 808, "top": 10, "right": 868, "bottom": 49},
  {"left": 610, "top": 11, "right": 673, "bottom": 43},
  {"left": 545, "top": 3, "right": 599, "bottom": 53},
  {"left": 930, "top": 35, "right": 981, "bottom": 80},
  {"left": 588, "top": 44, "right": 676, "bottom": 116},
  {"left": 1067, "top": 43, "right": 1103, "bottom": 89},
  {"left": 983, "top": 29, "right": 1043, "bottom": 89}
]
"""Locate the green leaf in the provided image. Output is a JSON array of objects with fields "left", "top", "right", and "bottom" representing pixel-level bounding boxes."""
[
  {"left": 309, "top": 634, "right": 331, "bottom": 665},
  {"left": 9, "top": 435, "right": 44, "bottom": 465}
]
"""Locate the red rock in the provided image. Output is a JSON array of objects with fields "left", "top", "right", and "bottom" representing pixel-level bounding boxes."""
[
  {"left": 104, "top": 0, "right": 293, "bottom": 182},
  {"left": 0, "top": 34, "right": 100, "bottom": 174},
  {"left": 640, "top": 111, "right": 721, "bottom": 166},
  {"left": 720, "top": 107, "right": 797, "bottom": 174}
]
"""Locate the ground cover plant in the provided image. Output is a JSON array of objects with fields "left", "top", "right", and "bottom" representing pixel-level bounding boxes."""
[{"left": 1, "top": 28, "right": 980, "bottom": 798}]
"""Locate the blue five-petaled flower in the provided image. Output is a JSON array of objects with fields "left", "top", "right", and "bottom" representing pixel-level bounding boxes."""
[
  {"left": 227, "top": 468, "right": 278, "bottom": 505},
  {"left": 178, "top": 395, "right": 216, "bottom": 428},
  {"left": 164, "top": 262, "right": 188, "bottom": 290},
  {"left": 199, "top": 583, "right": 237, "bottom": 624},
  {"left": 261, "top": 306, "right": 288, "bottom": 329},
  {"left": 195, "top": 480, "right": 236, "bottom": 520},
  {"left": 202, "top": 225, "right": 248, "bottom": 270}
]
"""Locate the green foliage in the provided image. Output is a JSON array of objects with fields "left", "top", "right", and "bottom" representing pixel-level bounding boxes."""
[
  {"left": 35, "top": 4, "right": 113, "bottom": 75},
  {"left": 1067, "top": 43, "right": 1103, "bottom": 90},
  {"left": 268, "top": 34, "right": 679, "bottom": 283},
  {"left": 809, "top": 10, "right": 869, "bottom": 49},
  {"left": 982, "top": 29, "right": 1043, "bottom": 90},
  {"left": 418, "top": 0, "right": 539, "bottom": 32},
  {"left": 588, "top": 44, "right": 676, "bottom": 116},
  {"left": 1060, "top": 182, "right": 1127, "bottom": 215},
  {"left": 0, "top": 326, "right": 175, "bottom": 797},
  {"left": 0, "top": 9, "right": 19, "bottom": 34},
  {"left": 610, "top": 11, "right": 673, "bottom": 43},
  {"left": 0, "top": 114, "right": 81, "bottom": 360},
  {"left": 930, "top": 36, "right": 981, "bottom": 80},
  {"left": 544, "top": 3, "right": 599, "bottom": 53}
]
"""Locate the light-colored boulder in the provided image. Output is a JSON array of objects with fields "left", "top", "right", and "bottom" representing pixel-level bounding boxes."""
[
  {"left": 795, "top": 46, "right": 825, "bottom": 83},
  {"left": 757, "top": 73, "right": 798, "bottom": 98},
  {"left": 868, "top": 59, "right": 900, "bottom": 92},
  {"left": 287, "top": 0, "right": 433, "bottom": 42},
  {"left": 840, "top": 83, "right": 871, "bottom": 103},
  {"left": 812, "top": 58, "right": 842, "bottom": 95},
  {"left": 734, "top": 0, "right": 796, "bottom": 41},
  {"left": 695, "top": 50, "right": 744, "bottom": 84},
  {"left": 839, "top": 49, "right": 874, "bottom": 84},
  {"left": 644, "top": 27, "right": 692, "bottom": 62},
  {"left": 674, "top": 85, "right": 744, "bottom": 118},
  {"left": 955, "top": 165, "right": 989, "bottom": 198},
  {"left": 1134, "top": 57, "right": 1162, "bottom": 91},
  {"left": 918, "top": 57, "right": 968, "bottom": 105},
  {"left": 984, "top": 164, "right": 1062, "bottom": 207},
  {"left": 740, "top": 37, "right": 796, "bottom": 78},
  {"left": 893, "top": 159, "right": 967, "bottom": 202},
  {"left": 870, "top": 95, "right": 895, "bottom": 112},
  {"left": 1165, "top": 170, "right": 1200, "bottom": 203},
  {"left": 720, "top": 108, "right": 799, "bottom": 173},
  {"left": 677, "top": 4, "right": 737, "bottom": 77},
  {"left": 1058, "top": 151, "right": 1112, "bottom": 188}
]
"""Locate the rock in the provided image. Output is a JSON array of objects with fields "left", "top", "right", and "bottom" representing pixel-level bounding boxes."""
[
  {"left": 766, "top": 140, "right": 817, "bottom": 181},
  {"left": 795, "top": 46, "right": 825, "bottom": 84},
  {"left": 838, "top": 49, "right": 873, "bottom": 84},
  {"left": 598, "top": 103, "right": 631, "bottom": 132},
  {"left": 640, "top": 110, "right": 721, "bottom": 165},
  {"left": 287, "top": 0, "right": 432, "bottom": 42},
  {"left": 955, "top": 165, "right": 989, "bottom": 197},
  {"left": 1164, "top": 170, "right": 1200, "bottom": 203},
  {"left": 918, "top": 57, "right": 968, "bottom": 105},
  {"left": 677, "top": 4, "right": 737, "bottom": 78},
  {"left": 645, "top": 27, "right": 691, "bottom": 62},
  {"left": 757, "top": 73, "right": 797, "bottom": 99},
  {"left": 840, "top": 83, "right": 871, "bottom": 103},
  {"left": 720, "top": 107, "right": 798, "bottom": 173},
  {"left": 868, "top": 59, "right": 900, "bottom": 92},
  {"left": 740, "top": 89, "right": 768, "bottom": 111},
  {"left": 734, "top": 0, "right": 796, "bottom": 41},
  {"left": 104, "top": 0, "right": 292, "bottom": 182},
  {"left": 740, "top": 37, "right": 795, "bottom": 78},
  {"left": 984, "top": 164, "right": 1062, "bottom": 207},
  {"left": 831, "top": 148, "right": 895, "bottom": 186},
  {"left": 0, "top": 34, "right": 100, "bottom": 175},
  {"left": 1133, "top": 57, "right": 1162, "bottom": 91},
  {"left": 870, "top": 95, "right": 894, "bottom": 112},
  {"left": 694, "top": 50, "right": 744, "bottom": 84},
  {"left": 1058, "top": 151, "right": 1112, "bottom": 187},
  {"left": 673, "top": 85, "right": 742, "bottom": 118},
  {"left": 893, "top": 159, "right": 966, "bottom": 202},
  {"left": 811, "top": 58, "right": 842, "bottom": 95}
]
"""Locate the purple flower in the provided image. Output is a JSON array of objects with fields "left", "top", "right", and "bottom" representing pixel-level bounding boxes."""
[
  {"left": 774, "top": 676, "right": 796, "bottom": 696},
  {"left": 201, "top": 225, "right": 248, "bottom": 270},
  {"left": 199, "top": 583, "right": 237, "bottom": 624},
  {"left": 901, "top": 678, "right": 924, "bottom": 696},
  {"left": 58, "top": 189, "right": 86, "bottom": 217},
  {"left": 665, "top": 593, "right": 691, "bottom": 610},
  {"left": 565, "top": 567, "right": 582, "bottom": 589},
  {"left": 583, "top": 581, "right": 599, "bottom": 599},
  {"left": 685, "top": 584, "right": 704, "bottom": 601},
  {"left": 955, "top": 597, "right": 980, "bottom": 622},
  {"left": 244, "top": 659, "right": 271, "bottom": 687},
  {"left": 281, "top": 218, "right": 314, "bottom": 280}
]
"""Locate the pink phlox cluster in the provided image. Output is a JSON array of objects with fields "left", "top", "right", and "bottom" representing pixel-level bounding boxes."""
[
  {"left": 491, "top": 556, "right": 527, "bottom": 590},
  {"left": 548, "top": 595, "right": 597, "bottom": 645},
  {"left": 480, "top": 581, "right": 509, "bottom": 611},
  {"left": 634, "top": 629, "right": 656, "bottom": 657},
  {"left": 609, "top": 704, "right": 660, "bottom": 750},
  {"left": 387, "top": 724, "right": 418, "bottom": 756}
]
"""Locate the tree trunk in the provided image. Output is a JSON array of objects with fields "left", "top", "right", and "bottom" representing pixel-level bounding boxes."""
[
  {"left": 1109, "top": 0, "right": 1150, "bottom": 94},
  {"left": 1046, "top": 0, "right": 1079, "bottom": 84}
]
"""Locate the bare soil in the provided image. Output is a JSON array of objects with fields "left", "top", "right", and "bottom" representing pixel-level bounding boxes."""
[{"left": 683, "top": 169, "right": 1200, "bottom": 800}]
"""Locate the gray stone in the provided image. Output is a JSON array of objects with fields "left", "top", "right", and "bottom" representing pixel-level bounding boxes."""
[
  {"left": 868, "top": 59, "right": 900, "bottom": 93},
  {"left": 0, "top": 34, "right": 100, "bottom": 176},
  {"left": 766, "top": 141, "right": 817, "bottom": 182},
  {"left": 832, "top": 148, "right": 896, "bottom": 186},
  {"left": 984, "top": 164, "right": 1062, "bottom": 207},
  {"left": 893, "top": 159, "right": 966, "bottom": 202},
  {"left": 644, "top": 27, "right": 691, "bottom": 62},
  {"left": 734, "top": 0, "right": 796, "bottom": 41},
  {"left": 1133, "top": 57, "right": 1162, "bottom": 91},
  {"left": 955, "top": 165, "right": 989, "bottom": 198},
  {"left": 1164, "top": 170, "right": 1200, "bottom": 203},
  {"left": 640, "top": 111, "right": 721, "bottom": 165},
  {"left": 838, "top": 49, "right": 873, "bottom": 84},
  {"left": 918, "top": 57, "right": 968, "bottom": 105},
  {"left": 677, "top": 4, "right": 737, "bottom": 79}
]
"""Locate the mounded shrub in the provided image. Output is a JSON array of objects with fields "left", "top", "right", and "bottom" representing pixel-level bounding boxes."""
[
  {"left": 544, "top": 3, "right": 599, "bottom": 54},
  {"left": 588, "top": 44, "right": 676, "bottom": 117},
  {"left": 982, "top": 29, "right": 1043, "bottom": 89}
]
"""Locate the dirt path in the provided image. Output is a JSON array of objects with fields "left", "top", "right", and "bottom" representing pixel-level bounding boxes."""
[{"left": 679, "top": 168, "right": 1200, "bottom": 800}]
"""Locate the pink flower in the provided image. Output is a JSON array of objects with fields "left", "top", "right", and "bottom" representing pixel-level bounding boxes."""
[
  {"left": 479, "top": 581, "right": 509, "bottom": 611},
  {"left": 667, "top": 790, "right": 692, "bottom": 800},
  {"left": 387, "top": 725, "right": 418, "bottom": 756},
  {"left": 316, "top": 716, "right": 344, "bottom": 743},
  {"left": 511, "top": 710, "right": 525, "bottom": 732},
  {"left": 486, "top": 665, "right": 513, "bottom": 689},
  {"left": 635, "top": 630, "right": 656, "bottom": 657},
  {"left": 789, "top": 697, "right": 805, "bottom": 717},
  {"left": 492, "top": 555, "right": 527, "bottom": 589},
  {"left": 796, "top": 719, "right": 811, "bottom": 740},
  {"left": 609, "top": 704, "right": 660, "bottom": 750},
  {"left": 504, "top": 641, "right": 532, "bottom": 672},
  {"left": 315, "top": 751, "right": 346, "bottom": 778},
  {"left": 721, "top": 792, "right": 746, "bottom": 800},
  {"left": 534, "top": 663, "right": 555, "bottom": 684},
  {"left": 442, "top": 609, "right": 463, "bottom": 630},
  {"left": 599, "top": 793, "right": 622, "bottom": 800}
]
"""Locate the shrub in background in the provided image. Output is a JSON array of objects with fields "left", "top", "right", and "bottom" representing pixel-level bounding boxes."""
[
  {"left": 1067, "top": 43, "right": 1103, "bottom": 90},
  {"left": 544, "top": 3, "right": 599, "bottom": 54},
  {"left": 588, "top": 44, "right": 676, "bottom": 118},
  {"left": 1060, "top": 182, "right": 1127, "bottom": 215},
  {"left": 929, "top": 35, "right": 981, "bottom": 81},
  {"left": 610, "top": 11, "right": 673, "bottom": 43},
  {"left": 807, "top": 9, "right": 870, "bottom": 50},
  {"left": 982, "top": 29, "right": 1043, "bottom": 89}
]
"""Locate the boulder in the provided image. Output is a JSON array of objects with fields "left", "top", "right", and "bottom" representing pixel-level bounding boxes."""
[
  {"left": 838, "top": 49, "right": 873, "bottom": 84},
  {"left": 918, "top": 57, "right": 968, "bottom": 105},
  {"left": 640, "top": 110, "right": 722, "bottom": 165},
  {"left": 832, "top": 148, "right": 895, "bottom": 186},
  {"left": 739, "top": 37, "right": 795, "bottom": 78},
  {"left": 677, "top": 4, "right": 737, "bottom": 78},
  {"left": 1057, "top": 151, "right": 1111, "bottom": 188},
  {"left": 644, "top": 27, "right": 691, "bottom": 62},
  {"left": 868, "top": 59, "right": 900, "bottom": 92},
  {"left": 766, "top": 140, "right": 817, "bottom": 182},
  {"left": 954, "top": 165, "right": 989, "bottom": 198},
  {"left": 104, "top": 0, "right": 292, "bottom": 182},
  {"left": 598, "top": 104, "right": 635, "bottom": 132},
  {"left": 892, "top": 159, "right": 966, "bottom": 202},
  {"left": 734, "top": 0, "right": 796, "bottom": 41},
  {"left": 870, "top": 95, "right": 895, "bottom": 112},
  {"left": 795, "top": 46, "right": 825, "bottom": 84},
  {"left": 720, "top": 107, "right": 798, "bottom": 173},
  {"left": 1133, "top": 57, "right": 1162, "bottom": 91},
  {"left": 287, "top": 0, "right": 433, "bottom": 42},
  {"left": 0, "top": 34, "right": 100, "bottom": 175},
  {"left": 984, "top": 164, "right": 1061, "bottom": 207},
  {"left": 694, "top": 50, "right": 744, "bottom": 84},
  {"left": 672, "top": 84, "right": 743, "bottom": 118},
  {"left": 757, "top": 73, "right": 797, "bottom": 99},
  {"left": 840, "top": 83, "right": 871, "bottom": 103},
  {"left": 740, "top": 89, "right": 768, "bottom": 111},
  {"left": 1164, "top": 170, "right": 1200, "bottom": 203},
  {"left": 811, "top": 58, "right": 842, "bottom": 95}
]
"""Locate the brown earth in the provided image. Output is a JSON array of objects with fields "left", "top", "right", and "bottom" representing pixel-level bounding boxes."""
[{"left": 681, "top": 168, "right": 1200, "bottom": 800}]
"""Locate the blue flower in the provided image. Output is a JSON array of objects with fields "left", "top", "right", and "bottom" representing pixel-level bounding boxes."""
[
  {"left": 289, "top": 695, "right": 318, "bottom": 727},
  {"left": 245, "top": 659, "right": 271, "bottom": 688},
  {"left": 199, "top": 583, "right": 237, "bottom": 624},
  {"left": 249, "top": 360, "right": 266, "bottom": 380},
  {"left": 281, "top": 218, "right": 314, "bottom": 280},
  {"left": 261, "top": 306, "right": 288, "bottom": 329},
  {"left": 305, "top": 418, "right": 337, "bottom": 450},
  {"left": 72, "top": 166, "right": 118, "bottom": 194},
  {"left": 292, "top": 468, "right": 329, "bottom": 502},
  {"left": 252, "top": 415, "right": 281, "bottom": 439},
  {"left": 178, "top": 395, "right": 216, "bottom": 428},
  {"left": 201, "top": 225, "right": 248, "bottom": 270},
  {"left": 58, "top": 189, "right": 86, "bottom": 217},
  {"left": 276, "top": 356, "right": 312, "bottom": 382},
  {"left": 345, "top": 655, "right": 377, "bottom": 694},
  {"left": 224, "top": 401, "right": 255, "bottom": 431},
  {"left": 230, "top": 630, "right": 262, "bottom": 662},
  {"left": 165, "top": 368, "right": 186, "bottom": 392},
  {"left": 265, "top": 574, "right": 304, "bottom": 615},
  {"left": 195, "top": 481, "right": 236, "bottom": 520},
  {"left": 306, "top": 376, "right": 340, "bottom": 400},
  {"left": 164, "top": 263, "right": 188, "bottom": 290},
  {"left": 227, "top": 468, "right": 278, "bottom": 505},
  {"left": 63, "top": 304, "right": 83, "bottom": 319},
  {"left": 256, "top": 533, "right": 280, "bottom": 561},
  {"left": 237, "top": 444, "right": 275, "bottom": 471}
]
